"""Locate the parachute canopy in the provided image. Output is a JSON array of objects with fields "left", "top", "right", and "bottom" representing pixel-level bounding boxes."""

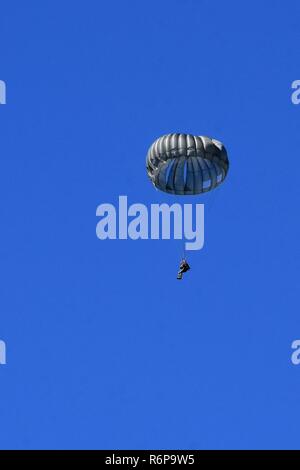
[{"left": 146, "top": 133, "right": 229, "bottom": 195}]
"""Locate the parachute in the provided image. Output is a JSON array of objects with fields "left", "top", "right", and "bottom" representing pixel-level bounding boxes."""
[
  {"left": 146, "top": 133, "right": 229, "bottom": 195},
  {"left": 146, "top": 133, "right": 229, "bottom": 279}
]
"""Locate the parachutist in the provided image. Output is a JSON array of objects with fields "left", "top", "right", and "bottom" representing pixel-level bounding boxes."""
[
  {"left": 177, "top": 258, "right": 190, "bottom": 280},
  {"left": 145, "top": 133, "right": 229, "bottom": 276}
]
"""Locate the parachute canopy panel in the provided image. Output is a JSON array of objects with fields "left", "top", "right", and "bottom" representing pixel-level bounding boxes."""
[{"left": 146, "top": 133, "right": 229, "bottom": 195}]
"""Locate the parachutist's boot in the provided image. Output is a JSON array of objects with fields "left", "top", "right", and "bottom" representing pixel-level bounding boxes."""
[{"left": 177, "top": 271, "right": 183, "bottom": 280}]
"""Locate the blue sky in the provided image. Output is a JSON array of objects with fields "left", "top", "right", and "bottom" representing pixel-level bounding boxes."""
[{"left": 0, "top": 0, "right": 300, "bottom": 450}]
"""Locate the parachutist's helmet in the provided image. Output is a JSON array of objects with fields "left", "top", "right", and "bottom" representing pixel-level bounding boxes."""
[{"left": 146, "top": 133, "right": 229, "bottom": 195}]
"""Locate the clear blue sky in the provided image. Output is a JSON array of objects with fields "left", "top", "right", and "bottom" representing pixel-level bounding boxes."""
[{"left": 0, "top": 0, "right": 300, "bottom": 450}]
